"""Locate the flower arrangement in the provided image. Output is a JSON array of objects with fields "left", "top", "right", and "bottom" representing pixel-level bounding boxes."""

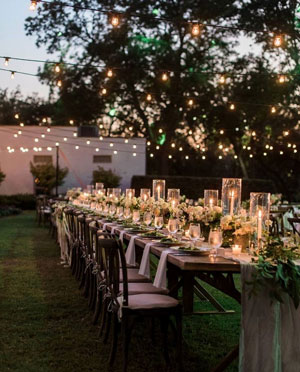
[{"left": 248, "top": 235, "right": 300, "bottom": 308}]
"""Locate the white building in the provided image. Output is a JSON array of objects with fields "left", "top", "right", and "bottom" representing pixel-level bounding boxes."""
[{"left": 0, "top": 126, "right": 146, "bottom": 195}]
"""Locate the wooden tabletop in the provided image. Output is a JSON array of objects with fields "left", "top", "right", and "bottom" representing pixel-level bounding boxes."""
[{"left": 99, "top": 221, "right": 241, "bottom": 273}]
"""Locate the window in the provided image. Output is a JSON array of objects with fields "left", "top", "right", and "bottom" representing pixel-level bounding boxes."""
[
  {"left": 33, "top": 155, "right": 53, "bottom": 164},
  {"left": 93, "top": 155, "right": 112, "bottom": 163}
]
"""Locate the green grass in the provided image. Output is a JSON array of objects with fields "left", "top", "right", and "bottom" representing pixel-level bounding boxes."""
[{"left": 0, "top": 212, "right": 240, "bottom": 371}]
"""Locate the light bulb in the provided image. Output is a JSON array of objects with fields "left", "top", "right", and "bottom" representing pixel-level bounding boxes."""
[
  {"left": 229, "top": 103, "right": 235, "bottom": 110},
  {"left": 47, "top": 128, "right": 51, "bottom": 132},
  {"left": 110, "top": 15, "right": 120, "bottom": 27},
  {"left": 191, "top": 23, "right": 201, "bottom": 36},
  {"left": 219, "top": 75, "right": 226, "bottom": 84},
  {"left": 29, "top": 0, "right": 37, "bottom": 11},
  {"left": 278, "top": 75, "right": 286, "bottom": 84},
  {"left": 69, "top": 119, "right": 74, "bottom": 125},
  {"left": 274, "top": 35, "right": 282, "bottom": 47},
  {"left": 75, "top": 146, "right": 79, "bottom": 150},
  {"left": 57, "top": 80, "right": 62, "bottom": 87},
  {"left": 188, "top": 99, "right": 194, "bottom": 106},
  {"left": 271, "top": 106, "right": 276, "bottom": 114},
  {"left": 220, "top": 129, "right": 224, "bottom": 134},
  {"left": 185, "top": 155, "right": 189, "bottom": 160},
  {"left": 55, "top": 63, "right": 60, "bottom": 73},
  {"left": 168, "top": 155, "right": 172, "bottom": 159},
  {"left": 107, "top": 69, "right": 113, "bottom": 78},
  {"left": 150, "top": 153, "right": 154, "bottom": 158},
  {"left": 4, "top": 57, "right": 9, "bottom": 66},
  {"left": 11, "top": 71, "right": 15, "bottom": 79},
  {"left": 146, "top": 93, "right": 152, "bottom": 101},
  {"left": 161, "top": 72, "right": 168, "bottom": 81},
  {"left": 101, "top": 88, "right": 107, "bottom": 95},
  {"left": 14, "top": 113, "right": 19, "bottom": 119}
]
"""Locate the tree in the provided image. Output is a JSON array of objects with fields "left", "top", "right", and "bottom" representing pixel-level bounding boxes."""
[
  {"left": 30, "top": 162, "right": 68, "bottom": 195},
  {"left": 93, "top": 166, "right": 121, "bottom": 188},
  {"left": 24, "top": 1, "right": 300, "bottom": 199}
]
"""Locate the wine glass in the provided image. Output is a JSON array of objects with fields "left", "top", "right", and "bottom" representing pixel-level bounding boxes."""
[
  {"left": 132, "top": 210, "right": 140, "bottom": 224},
  {"left": 168, "top": 218, "right": 178, "bottom": 238},
  {"left": 117, "top": 206, "right": 124, "bottom": 219},
  {"left": 189, "top": 223, "right": 201, "bottom": 247},
  {"left": 154, "top": 216, "right": 164, "bottom": 231},
  {"left": 124, "top": 208, "right": 131, "bottom": 221},
  {"left": 109, "top": 204, "right": 116, "bottom": 217},
  {"left": 208, "top": 229, "right": 223, "bottom": 257},
  {"left": 143, "top": 212, "right": 152, "bottom": 227}
]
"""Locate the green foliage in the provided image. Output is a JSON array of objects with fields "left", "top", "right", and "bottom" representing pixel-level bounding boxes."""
[
  {"left": 92, "top": 166, "right": 121, "bottom": 188},
  {"left": 0, "top": 170, "right": 5, "bottom": 185},
  {"left": 30, "top": 162, "right": 68, "bottom": 195},
  {"left": 0, "top": 194, "right": 36, "bottom": 210},
  {"left": 0, "top": 206, "right": 21, "bottom": 217},
  {"left": 248, "top": 235, "right": 300, "bottom": 309}
]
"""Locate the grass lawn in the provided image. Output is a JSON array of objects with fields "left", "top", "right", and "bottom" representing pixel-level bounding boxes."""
[{"left": 0, "top": 211, "right": 240, "bottom": 371}]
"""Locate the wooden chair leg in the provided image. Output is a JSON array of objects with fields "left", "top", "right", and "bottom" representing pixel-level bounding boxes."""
[
  {"left": 103, "top": 311, "right": 112, "bottom": 344},
  {"left": 88, "top": 272, "right": 95, "bottom": 308},
  {"left": 92, "top": 290, "right": 102, "bottom": 325},
  {"left": 98, "top": 299, "right": 107, "bottom": 338},
  {"left": 160, "top": 316, "right": 170, "bottom": 365},
  {"left": 122, "top": 316, "right": 131, "bottom": 372},
  {"left": 82, "top": 266, "right": 90, "bottom": 298},
  {"left": 109, "top": 314, "right": 119, "bottom": 366},
  {"left": 175, "top": 308, "right": 183, "bottom": 372}
]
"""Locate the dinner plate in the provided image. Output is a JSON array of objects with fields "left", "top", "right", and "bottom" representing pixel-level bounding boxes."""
[{"left": 171, "top": 247, "right": 211, "bottom": 256}]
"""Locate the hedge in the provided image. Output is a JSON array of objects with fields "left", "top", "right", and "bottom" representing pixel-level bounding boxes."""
[
  {"left": 0, "top": 194, "right": 36, "bottom": 210},
  {"left": 0, "top": 206, "right": 22, "bottom": 218},
  {"left": 131, "top": 176, "right": 276, "bottom": 201}
]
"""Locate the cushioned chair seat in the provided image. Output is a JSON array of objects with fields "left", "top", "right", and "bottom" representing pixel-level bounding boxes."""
[
  {"left": 126, "top": 294, "right": 179, "bottom": 310},
  {"left": 120, "top": 282, "right": 169, "bottom": 295},
  {"left": 124, "top": 269, "right": 151, "bottom": 283}
]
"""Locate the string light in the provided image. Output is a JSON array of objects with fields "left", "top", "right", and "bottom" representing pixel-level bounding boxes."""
[
  {"left": 220, "top": 129, "right": 224, "bottom": 134},
  {"left": 69, "top": 119, "right": 74, "bottom": 125},
  {"left": 171, "top": 143, "right": 175, "bottom": 148},
  {"left": 110, "top": 15, "right": 120, "bottom": 27},
  {"left": 57, "top": 80, "right": 62, "bottom": 87},
  {"left": 14, "top": 113, "right": 19, "bottom": 119},
  {"left": 4, "top": 57, "right": 9, "bottom": 66},
  {"left": 110, "top": 143, "right": 114, "bottom": 147},
  {"left": 54, "top": 63, "right": 61, "bottom": 73},
  {"left": 283, "top": 130, "right": 289, "bottom": 136},
  {"left": 156, "top": 145, "right": 160, "bottom": 150},
  {"left": 29, "top": 0, "right": 37, "bottom": 11},
  {"left": 95, "top": 148, "right": 99, "bottom": 152},
  {"left": 280, "top": 151, "right": 283, "bottom": 155},
  {"left": 229, "top": 103, "right": 235, "bottom": 110},
  {"left": 219, "top": 75, "right": 226, "bottom": 84},
  {"left": 179, "top": 147, "right": 183, "bottom": 151},
  {"left": 47, "top": 128, "right": 51, "bottom": 132},
  {"left": 133, "top": 152, "right": 137, "bottom": 156},
  {"left": 273, "top": 35, "right": 283, "bottom": 47},
  {"left": 168, "top": 155, "right": 172, "bottom": 159},
  {"left": 75, "top": 145, "right": 79, "bottom": 150},
  {"left": 86, "top": 140, "right": 90, "bottom": 145},
  {"left": 63, "top": 137, "right": 67, "bottom": 141},
  {"left": 271, "top": 106, "right": 276, "bottom": 114},
  {"left": 202, "top": 155, "right": 206, "bottom": 160},
  {"left": 234, "top": 155, "right": 238, "bottom": 159},
  {"left": 191, "top": 23, "right": 201, "bottom": 36},
  {"left": 185, "top": 155, "right": 189, "bottom": 160},
  {"left": 124, "top": 139, "right": 128, "bottom": 143},
  {"left": 133, "top": 144, "right": 137, "bottom": 149},
  {"left": 158, "top": 128, "right": 163, "bottom": 133},
  {"left": 20, "top": 122, "right": 24, "bottom": 127},
  {"left": 114, "top": 150, "right": 118, "bottom": 154},
  {"left": 101, "top": 88, "right": 107, "bottom": 95},
  {"left": 150, "top": 153, "right": 154, "bottom": 157},
  {"left": 146, "top": 93, "right": 152, "bottom": 102},
  {"left": 278, "top": 75, "right": 286, "bottom": 84},
  {"left": 73, "top": 132, "right": 77, "bottom": 137},
  {"left": 161, "top": 72, "right": 168, "bottom": 81},
  {"left": 10, "top": 71, "right": 15, "bottom": 79},
  {"left": 147, "top": 141, "right": 151, "bottom": 146},
  {"left": 188, "top": 99, "right": 194, "bottom": 106},
  {"left": 107, "top": 69, "right": 113, "bottom": 78},
  {"left": 42, "top": 118, "right": 47, "bottom": 123}
]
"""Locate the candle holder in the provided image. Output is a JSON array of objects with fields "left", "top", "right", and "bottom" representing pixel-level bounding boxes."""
[
  {"left": 140, "top": 188, "right": 151, "bottom": 202},
  {"left": 167, "top": 189, "right": 180, "bottom": 207},
  {"left": 126, "top": 189, "right": 135, "bottom": 199},
  {"left": 152, "top": 179, "right": 166, "bottom": 201},
  {"left": 204, "top": 190, "right": 218, "bottom": 209},
  {"left": 112, "top": 188, "right": 122, "bottom": 199},
  {"left": 97, "top": 188, "right": 106, "bottom": 197},
  {"left": 250, "top": 192, "right": 270, "bottom": 246},
  {"left": 107, "top": 188, "right": 114, "bottom": 199},
  {"left": 95, "top": 182, "right": 104, "bottom": 190},
  {"left": 221, "top": 178, "right": 242, "bottom": 216},
  {"left": 86, "top": 185, "right": 94, "bottom": 194}
]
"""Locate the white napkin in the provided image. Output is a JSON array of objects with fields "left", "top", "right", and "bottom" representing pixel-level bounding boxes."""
[
  {"left": 102, "top": 222, "right": 113, "bottom": 231},
  {"left": 125, "top": 235, "right": 138, "bottom": 266},
  {"left": 119, "top": 230, "right": 126, "bottom": 244},
  {"left": 153, "top": 249, "right": 173, "bottom": 289},
  {"left": 138, "top": 242, "right": 154, "bottom": 279},
  {"left": 224, "top": 252, "right": 252, "bottom": 264},
  {"left": 111, "top": 225, "right": 119, "bottom": 235}
]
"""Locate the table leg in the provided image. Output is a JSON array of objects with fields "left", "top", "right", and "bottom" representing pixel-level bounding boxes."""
[{"left": 182, "top": 272, "right": 194, "bottom": 313}]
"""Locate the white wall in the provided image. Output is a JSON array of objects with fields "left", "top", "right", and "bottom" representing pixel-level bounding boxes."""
[{"left": 0, "top": 126, "right": 146, "bottom": 195}]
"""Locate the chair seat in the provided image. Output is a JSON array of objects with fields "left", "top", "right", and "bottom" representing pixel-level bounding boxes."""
[
  {"left": 126, "top": 294, "right": 179, "bottom": 310},
  {"left": 120, "top": 282, "right": 169, "bottom": 295},
  {"left": 124, "top": 269, "right": 151, "bottom": 283}
]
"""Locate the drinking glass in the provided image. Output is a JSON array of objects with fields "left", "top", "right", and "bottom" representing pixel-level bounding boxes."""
[
  {"left": 168, "top": 218, "right": 178, "bottom": 238},
  {"left": 109, "top": 204, "right": 116, "bottom": 216},
  {"left": 208, "top": 229, "right": 223, "bottom": 257},
  {"left": 117, "top": 206, "right": 124, "bottom": 219},
  {"left": 189, "top": 223, "right": 201, "bottom": 247},
  {"left": 132, "top": 210, "right": 140, "bottom": 224},
  {"left": 154, "top": 216, "right": 164, "bottom": 230},
  {"left": 124, "top": 208, "right": 131, "bottom": 220},
  {"left": 143, "top": 212, "right": 152, "bottom": 227}
]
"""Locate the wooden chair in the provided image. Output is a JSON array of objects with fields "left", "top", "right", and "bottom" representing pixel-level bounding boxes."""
[
  {"left": 99, "top": 238, "right": 183, "bottom": 371},
  {"left": 288, "top": 217, "right": 300, "bottom": 236}
]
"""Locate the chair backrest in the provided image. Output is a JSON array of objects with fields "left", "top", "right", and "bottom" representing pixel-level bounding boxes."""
[
  {"left": 97, "top": 238, "right": 125, "bottom": 307},
  {"left": 288, "top": 218, "right": 300, "bottom": 236}
]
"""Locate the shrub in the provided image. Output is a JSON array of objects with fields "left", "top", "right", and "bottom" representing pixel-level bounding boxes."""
[
  {"left": 0, "top": 194, "right": 36, "bottom": 210},
  {"left": 0, "top": 206, "right": 22, "bottom": 217},
  {"left": 93, "top": 166, "right": 122, "bottom": 188},
  {"left": 30, "top": 162, "right": 68, "bottom": 195},
  {"left": 0, "top": 170, "right": 5, "bottom": 185},
  {"left": 131, "top": 175, "right": 276, "bottom": 201}
]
